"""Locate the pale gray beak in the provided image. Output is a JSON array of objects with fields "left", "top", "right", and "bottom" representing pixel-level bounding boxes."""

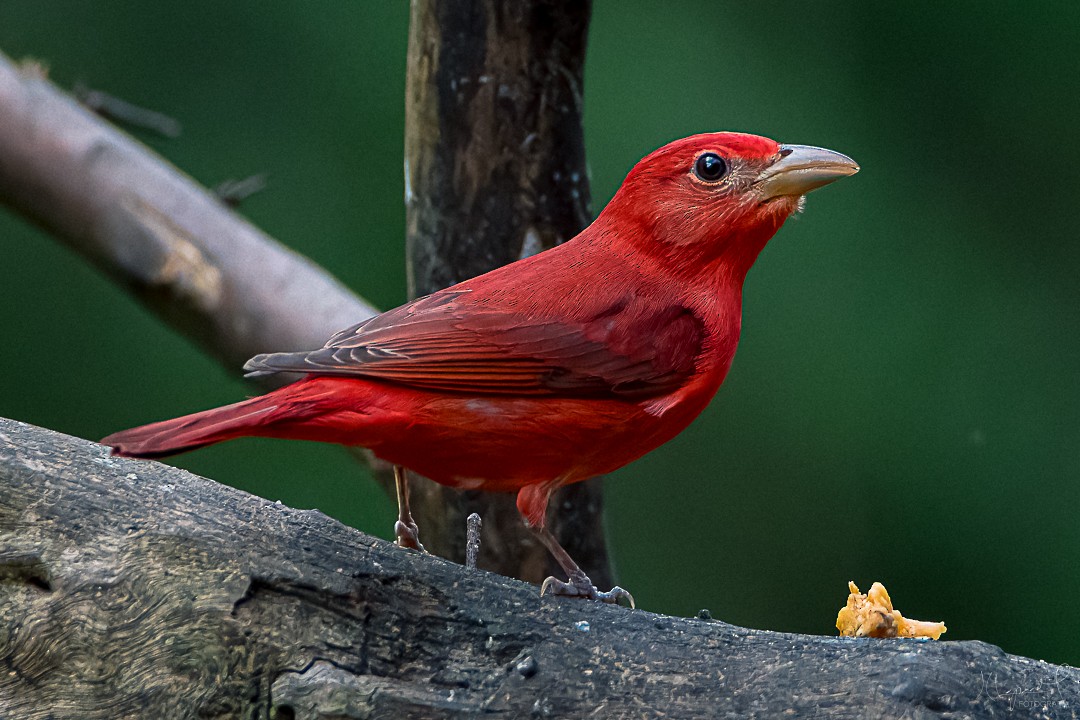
[{"left": 757, "top": 144, "right": 859, "bottom": 199}]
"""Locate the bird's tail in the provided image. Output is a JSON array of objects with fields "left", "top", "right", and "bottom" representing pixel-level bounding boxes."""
[
  {"left": 102, "top": 379, "right": 338, "bottom": 459},
  {"left": 103, "top": 395, "right": 282, "bottom": 458}
]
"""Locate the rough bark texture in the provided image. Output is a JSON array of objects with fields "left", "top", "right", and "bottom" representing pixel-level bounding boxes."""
[
  {"left": 0, "top": 52, "right": 378, "bottom": 377},
  {"left": 404, "top": 0, "right": 610, "bottom": 587},
  {"left": 1, "top": 417, "right": 1077, "bottom": 720}
]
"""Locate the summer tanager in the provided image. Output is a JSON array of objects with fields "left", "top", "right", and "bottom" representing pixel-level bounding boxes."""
[{"left": 104, "top": 132, "right": 858, "bottom": 604}]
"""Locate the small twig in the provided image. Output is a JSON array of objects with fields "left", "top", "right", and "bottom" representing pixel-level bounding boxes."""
[
  {"left": 465, "top": 512, "right": 482, "bottom": 570},
  {"left": 74, "top": 81, "right": 182, "bottom": 138},
  {"left": 213, "top": 174, "right": 268, "bottom": 207}
]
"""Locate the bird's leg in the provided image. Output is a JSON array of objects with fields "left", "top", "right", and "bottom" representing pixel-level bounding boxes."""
[
  {"left": 393, "top": 465, "right": 426, "bottom": 552},
  {"left": 532, "top": 525, "right": 634, "bottom": 608}
]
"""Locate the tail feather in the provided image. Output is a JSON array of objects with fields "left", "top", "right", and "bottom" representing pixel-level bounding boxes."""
[{"left": 103, "top": 395, "right": 282, "bottom": 459}]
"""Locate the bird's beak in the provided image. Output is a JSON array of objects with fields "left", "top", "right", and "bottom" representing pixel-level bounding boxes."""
[{"left": 756, "top": 144, "right": 859, "bottom": 200}]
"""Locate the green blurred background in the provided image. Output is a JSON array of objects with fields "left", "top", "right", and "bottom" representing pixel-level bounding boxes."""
[{"left": 1, "top": 2, "right": 1077, "bottom": 666}]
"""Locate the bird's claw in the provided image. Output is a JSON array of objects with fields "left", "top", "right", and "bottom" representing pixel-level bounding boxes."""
[
  {"left": 394, "top": 520, "right": 427, "bottom": 553},
  {"left": 595, "top": 586, "right": 635, "bottom": 607},
  {"left": 540, "top": 572, "right": 635, "bottom": 609}
]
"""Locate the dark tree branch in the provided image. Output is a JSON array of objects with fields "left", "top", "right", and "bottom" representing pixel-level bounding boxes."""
[
  {"left": 404, "top": 0, "right": 610, "bottom": 586},
  {"left": 0, "top": 53, "right": 377, "bottom": 376},
  {"left": 1, "top": 417, "right": 1076, "bottom": 719}
]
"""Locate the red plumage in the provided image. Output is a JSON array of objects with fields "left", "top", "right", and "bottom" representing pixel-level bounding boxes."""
[{"left": 104, "top": 132, "right": 857, "bottom": 599}]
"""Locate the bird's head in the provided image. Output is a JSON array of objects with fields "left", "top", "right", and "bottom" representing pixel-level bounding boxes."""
[{"left": 600, "top": 132, "right": 858, "bottom": 279}]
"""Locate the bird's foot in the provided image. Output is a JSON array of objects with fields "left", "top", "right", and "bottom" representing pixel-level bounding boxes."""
[
  {"left": 540, "top": 571, "right": 635, "bottom": 608},
  {"left": 394, "top": 519, "right": 427, "bottom": 553}
]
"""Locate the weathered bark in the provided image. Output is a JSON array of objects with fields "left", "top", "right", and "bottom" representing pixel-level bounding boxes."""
[
  {"left": 0, "top": 52, "right": 377, "bottom": 377},
  {"left": 1, "top": 417, "right": 1076, "bottom": 719},
  {"left": 404, "top": 0, "right": 610, "bottom": 586}
]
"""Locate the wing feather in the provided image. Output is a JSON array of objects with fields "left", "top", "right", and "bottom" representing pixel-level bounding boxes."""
[{"left": 244, "top": 288, "right": 703, "bottom": 399}]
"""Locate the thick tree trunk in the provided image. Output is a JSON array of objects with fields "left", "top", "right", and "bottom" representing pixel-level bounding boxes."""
[
  {"left": 404, "top": 0, "right": 611, "bottom": 586},
  {"left": 1, "top": 417, "right": 1076, "bottom": 719}
]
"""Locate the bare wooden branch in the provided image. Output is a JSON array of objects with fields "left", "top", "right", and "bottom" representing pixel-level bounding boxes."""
[
  {"left": 404, "top": 0, "right": 611, "bottom": 586},
  {"left": 1, "top": 417, "right": 1076, "bottom": 719},
  {"left": 0, "top": 52, "right": 377, "bottom": 375}
]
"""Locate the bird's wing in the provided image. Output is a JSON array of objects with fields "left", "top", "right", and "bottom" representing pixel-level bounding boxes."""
[{"left": 244, "top": 288, "right": 703, "bottom": 399}]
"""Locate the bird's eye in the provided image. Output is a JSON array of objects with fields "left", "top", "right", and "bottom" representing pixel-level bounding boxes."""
[{"left": 693, "top": 152, "right": 728, "bottom": 182}]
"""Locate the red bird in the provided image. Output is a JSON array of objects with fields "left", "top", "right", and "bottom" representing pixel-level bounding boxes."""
[{"left": 104, "top": 132, "right": 858, "bottom": 605}]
